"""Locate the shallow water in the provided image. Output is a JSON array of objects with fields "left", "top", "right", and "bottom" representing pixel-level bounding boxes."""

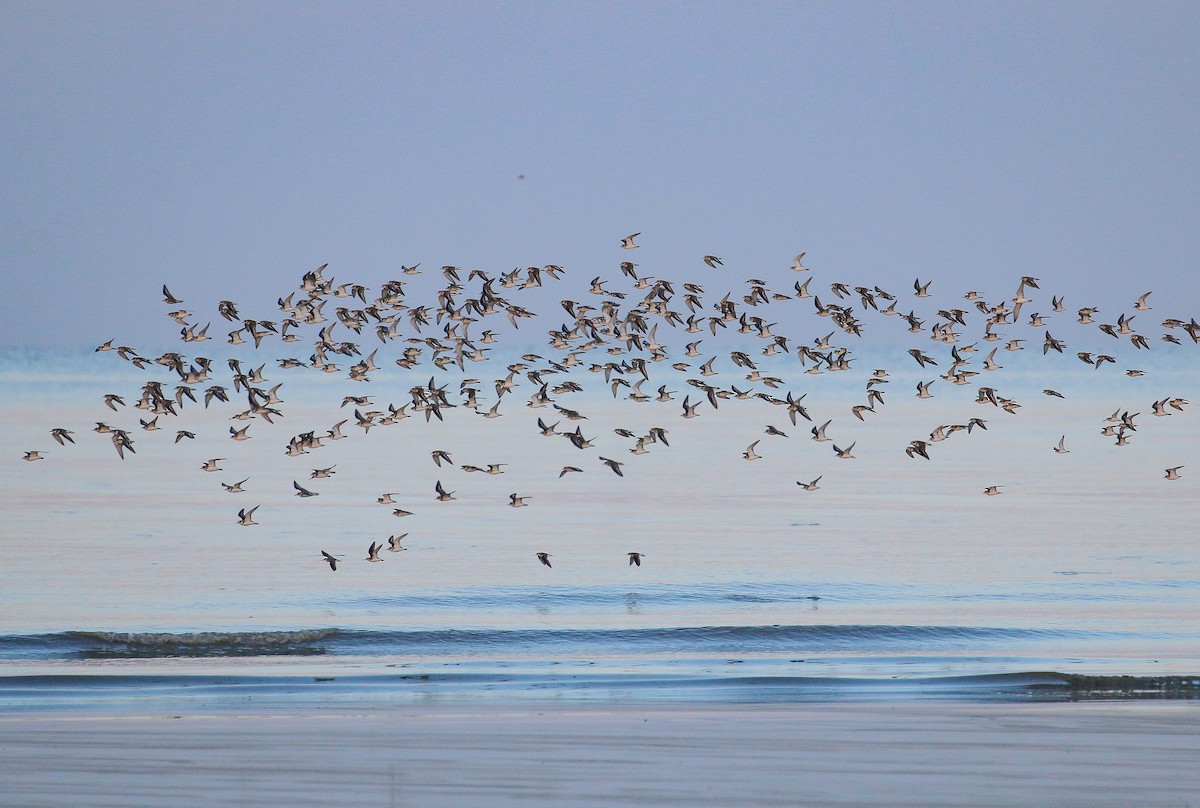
[{"left": 2, "top": 338, "right": 1198, "bottom": 705}]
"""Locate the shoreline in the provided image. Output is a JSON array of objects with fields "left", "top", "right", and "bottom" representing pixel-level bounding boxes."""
[
  {"left": 2, "top": 700, "right": 1197, "bottom": 807},
  {"left": 3, "top": 669, "right": 1199, "bottom": 717}
]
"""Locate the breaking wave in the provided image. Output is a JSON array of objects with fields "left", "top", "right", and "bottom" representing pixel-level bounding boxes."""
[{"left": 2, "top": 624, "right": 1098, "bottom": 661}]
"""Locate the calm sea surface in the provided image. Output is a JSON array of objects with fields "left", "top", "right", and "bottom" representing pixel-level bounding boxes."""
[{"left": 2, "top": 346, "right": 1198, "bottom": 705}]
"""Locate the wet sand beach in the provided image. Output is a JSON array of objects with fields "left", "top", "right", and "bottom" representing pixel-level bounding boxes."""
[{"left": 3, "top": 701, "right": 1198, "bottom": 807}]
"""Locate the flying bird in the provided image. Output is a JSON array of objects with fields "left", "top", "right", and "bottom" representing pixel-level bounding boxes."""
[
  {"left": 599, "top": 457, "right": 625, "bottom": 476},
  {"left": 797, "top": 476, "right": 821, "bottom": 491}
]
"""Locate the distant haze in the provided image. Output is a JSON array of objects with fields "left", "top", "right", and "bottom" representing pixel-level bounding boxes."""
[{"left": 2, "top": 3, "right": 1197, "bottom": 351}]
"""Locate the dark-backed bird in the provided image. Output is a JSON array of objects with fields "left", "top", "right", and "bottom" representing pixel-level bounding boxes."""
[
  {"left": 599, "top": 457, "right": 625, "bottom": 476},
  {"left": 797, "top": 476, "right": 821, "bottom": 491}
]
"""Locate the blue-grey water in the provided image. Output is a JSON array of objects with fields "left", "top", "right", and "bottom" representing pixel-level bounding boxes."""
[{"left": 3, "top": 332, "right": 1198, "bottom": 706}]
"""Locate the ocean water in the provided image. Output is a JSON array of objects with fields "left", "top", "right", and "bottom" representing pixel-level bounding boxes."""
[{"left": 2, "top": 283, "right": 1199, "bottom": 706}]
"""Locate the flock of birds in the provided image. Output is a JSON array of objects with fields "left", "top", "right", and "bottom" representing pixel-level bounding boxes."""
[{"left": 21, "top": 233, "right": 1198, "bottom": 572}]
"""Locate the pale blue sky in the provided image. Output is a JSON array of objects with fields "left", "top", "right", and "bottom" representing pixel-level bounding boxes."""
[{"left": 2, "top": 2, "right": 1197, "bottom": 350}]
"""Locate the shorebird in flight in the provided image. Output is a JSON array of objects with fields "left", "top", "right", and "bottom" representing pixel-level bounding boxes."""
[
  {"left": 627, "top": 552, "right": 644, "bottom": 566},
  {"left": 797, "top": 476, "right": 822, "bottom": 491},
  {"left": 906, "top": 441, "right": 930, "bottom": 460},
  {"left": 983, "top": 486, "right": 1003, "bottom": 496},
  {"left": 237, "top": 506, "right": 259, "bottom": 525},
  {"left": 620, "top": 233, "right": 641, "bottom": 250},
  {"left": 293, "top": 481, "right": 319, "bottom": 498},
  {"left": 23, "top": 451, "right": 44, "bottom": 461},
  {"left": 387, "top": 534, "right": 408, "bottom": 552},
  {"left": 321, "top": 551, "right": 340, "bottom": 571},
  {"left": 536, "top": 552, "right": 553, "bottom": 568},
  {"left": 599, "top": 456, "right": 625, "bottom": 476},
  {"left": 110, "top": 431, "right": 135, "bottom": 459},
  {"left": 1165, "top": 466, "right": 1184, "bottom": 480},
  {"left": 201, "top": 458, "right": 225, "bottom": 472},
  {"left": 50, "top": 428, "right": 75, "bottom": 445},
  {"left": 366, "top": 541, "right": 383, "bottom": 562}
]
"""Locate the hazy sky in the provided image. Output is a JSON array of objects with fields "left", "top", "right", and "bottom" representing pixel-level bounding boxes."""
[{"left": 2, "top": 2, "right": 1197, "bottom": 351}]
